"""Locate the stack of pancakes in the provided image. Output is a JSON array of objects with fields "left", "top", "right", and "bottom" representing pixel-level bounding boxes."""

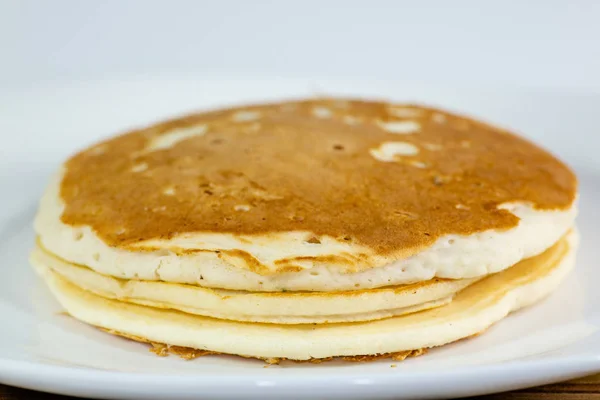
[{"left": 31, "top": 99, "right": 578, "bottom": 362}]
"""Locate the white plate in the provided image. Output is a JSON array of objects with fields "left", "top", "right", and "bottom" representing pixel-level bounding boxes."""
[{"left": 0, "top": 79, "right": 599, "bottom": 400}]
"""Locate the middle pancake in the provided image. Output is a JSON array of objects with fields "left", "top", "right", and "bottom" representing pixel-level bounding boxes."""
[{"left": 32, "top": 241, "right": 479, "bottom": 324}]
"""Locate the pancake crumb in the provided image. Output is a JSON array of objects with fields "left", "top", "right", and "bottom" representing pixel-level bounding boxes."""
[
  {"left": 306, "top": 236, "right": 321, "bottom": 244},
  {"left": 150, "top": 343, "right": 169, "bottom": 357}
]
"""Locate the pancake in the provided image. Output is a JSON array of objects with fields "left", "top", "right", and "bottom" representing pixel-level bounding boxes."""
[
  {"left": 30, "top": 98, "right": 579, "bottom": 362},
  {"left": 34, "top": 230, "right": 578, "bottom": 361},
  {"left": 34, "top": 99, "right": 578, "bottom": 292},
  {"left": 31, "top": 240, "right": 479, "bottom": 324}
]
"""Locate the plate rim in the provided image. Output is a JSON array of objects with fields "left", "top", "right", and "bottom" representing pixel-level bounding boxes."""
[{"left": 1, "top": 355, "right": 600, "bottom": 399}]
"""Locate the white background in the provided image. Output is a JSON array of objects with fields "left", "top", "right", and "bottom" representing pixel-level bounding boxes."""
[
  {"left": 1, "top": 0, "right": 599, "bottom": 196},
  {"left": 1, "top": 0, "right": 599, "bottom": 91}
]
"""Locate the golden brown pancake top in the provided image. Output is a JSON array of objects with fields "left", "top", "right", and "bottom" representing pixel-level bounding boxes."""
[{"left": 59, "top": 99, "right": 577, "bottom": 256}]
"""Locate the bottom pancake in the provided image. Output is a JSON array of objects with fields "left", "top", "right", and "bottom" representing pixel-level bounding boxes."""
[
  {"left": 33, "top": 231, "right": 577, "bottom": 361},
  {"left": 98, "top": 327, "right": 428, "bottom": 364}
]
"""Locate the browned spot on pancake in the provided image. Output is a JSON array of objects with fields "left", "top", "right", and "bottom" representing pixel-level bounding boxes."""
[
  {"left": 342, "top": 348, "right": 426, "bottom": 362},
  {"left": 125, "top": 245, "right": 217, "bottom": 255},
  {"left": 271, "top": 252, "right": 373, "bottom": 274},
  {"left": 168, "top": 346, "right": 218, "bottom": 360},
  {"left": 306, "top": 236, "right": 321, "bottom": 244},
  {"left": 270, "top": 265, "right": 304, "bottom": 274},
  {"left": 236, "top": 237, "right": 253, "bottom": 244},
  {"left": 272, "top": 253, "right": 361, "bottom": 273},
  {"left": 149, "top": 343, "right": 169, "bottom": 357},
  {"left": 217, "top": 249, "right": 270, "bottom": 275},
  {"left": 60, "top": 99, "right": 577, "bottom": 258}
]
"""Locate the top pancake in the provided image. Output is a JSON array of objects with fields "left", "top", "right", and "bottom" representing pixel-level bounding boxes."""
[{"left": 35, "top": 98, "right": 577, "bottom": 290}]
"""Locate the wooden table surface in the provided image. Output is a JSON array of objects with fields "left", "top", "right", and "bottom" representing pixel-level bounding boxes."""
[{"left": 1, "top": 373, "right": 599, "bottom": 399}]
